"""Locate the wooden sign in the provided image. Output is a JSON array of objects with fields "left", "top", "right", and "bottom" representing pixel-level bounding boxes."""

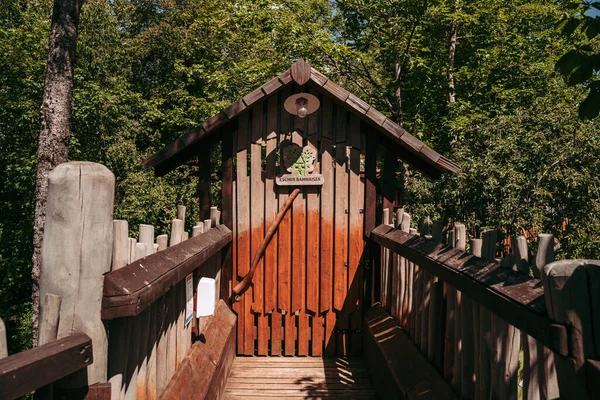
[{"left": 276, "top": 143, "right": 324, "bottom": 186}]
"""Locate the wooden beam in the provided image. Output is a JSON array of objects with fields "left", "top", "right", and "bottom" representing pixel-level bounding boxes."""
[
  {"left": 0, "top": 332, "right": 92, "bottom": 400},
  {"left": 363, "top": 304, "right": 457, "bottom": 400},
  {"left": 370, "top": 225, "right": 569, "bottom": 356},
  {"left": 102, "top": 226, "right": 232, "bottom": 319}
]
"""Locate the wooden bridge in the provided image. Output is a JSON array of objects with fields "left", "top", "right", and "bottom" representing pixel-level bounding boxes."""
[{"left": 1, "top": 60, "right": 599, "bottom": 400}]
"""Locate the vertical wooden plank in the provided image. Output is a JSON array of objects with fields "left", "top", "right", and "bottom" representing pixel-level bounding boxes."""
[
  {"left": 479, "top": 230, "right": 495, "bottom": 400},
  {"left": 166, "top": 290, "right": 177, "bottom": 382},
  {"left": 320, "top": 134, "right": 334, "bottom": 314},
  {"left": 306, "top": 97, "right": 320, "bottom": 315},
  {"left": 312, "top": 315, "right": 324, "bottom": 357},
  {"left": 284, "top": 312, "right": 295, "bottom": 356},
  {"left": 251, "top": 103, "right": 265, "bottom": 316},
  {"left": 251, "top": 104, "right": 267, "bottom": 356},
  {"left": 381, "top": 146, "right": 397, "bottom": 221},
  {"left": 443, "top": 281, "right": 456, "bottom": 384},
  {"left": 324, "top": 311, "right": 336, "bottom": 357},
  {"left": 291, "top": 118, "right": 306, "bottom": 314},
  {"left": 264, "top": 96, "right": 278, "bottom": 314},
  {"left": 221, "top": 127, "right": 234, "bottom": 304},
  {"left": 348, "top": 115, "right": 363, "bottom": 357},
  {"left": 491, "top": 317, "right": 520, "bottom": 400},
  {"left": 278, "top": 88, "right": 292, "bottom": 315},
  {"left": 136, "top": 307, "right": 151, "bottom": 400},
  {"left": 400, "top": 213, "right": 411, "bottom": 328},
  {"left": 145, "top": 302, "right": 158, "bottom": 400},
  {"left": 176, "top": 281, "right": 187, "bottom": 368},
  {"left": 230, "top": 127, "right": 242, "bottom": 354},
  {"left": 155, "top": 296, "right": 168, "bottom": 396},
  {"left": 460, "top": 296, "right": 476, "bottom": 397},
  {"left": 420, "top": 269, "right": 431, "bottom": 355},
  {"left": 297, "top": 312, "right": 309, "bottom": 356},
  {"left": 428, "top": 278, "right": 444, "bottom": 371},
  {"left": 271, "top": 311, "right": 282, "bottom": 356},
  {"left": 236, "top": 111, "right": 254, "bottom": 355},
  {"left": 363, "top": 128, "right": 377, "bottom": 306},
  {"left": 414, "top": 259, "right": 422, "bottom": 349},
  {"left": 108, "top": 220, "right": 129, "bottom": 400},
  {"left": 257, "top": 314, "right": 269, "bottom": 356},
  {"left": 292, "top": 113, "right": 308, "bottom": 355},
  {"left": 333, "top": 105, "right": 349, "bottom": 313}
]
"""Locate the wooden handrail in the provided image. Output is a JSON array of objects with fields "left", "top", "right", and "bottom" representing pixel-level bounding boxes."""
[
  {"left": 370, "top": 224, "right": 568, "bottom": 356},
  {"left": 102, "top": 225, "right": 232, "bottom": 319},
  {"left": 232, "top": 188, "right": 301, "bottom": 300},
  {"left": 0, "top": 332, "right": 92, "bottom": 400}
]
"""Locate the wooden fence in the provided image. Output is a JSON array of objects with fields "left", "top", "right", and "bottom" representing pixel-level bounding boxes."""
[
  {"left": 104, "top": 212, "right": 230, "bottom": 400},
  {"left": 370, "top": 209, "right": 600, "bottom": 400},
  {"left": 0, "top": 162, "right": 232, "bottom": 400}
]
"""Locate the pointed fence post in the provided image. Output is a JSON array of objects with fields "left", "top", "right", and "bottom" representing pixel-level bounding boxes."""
[{"left": 38, "top": 162, "right": 114, "bottom": 388}]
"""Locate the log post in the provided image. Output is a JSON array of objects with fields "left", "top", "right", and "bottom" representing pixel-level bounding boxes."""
[
  {"left": 541, "top": 259, "right": 599, "bottom": 400},
  {"left": 0, "top": 318, "right": 7, "bottom": 359},
  {"left": 39, "top": 162, "right": 114, "bottom": 388}
]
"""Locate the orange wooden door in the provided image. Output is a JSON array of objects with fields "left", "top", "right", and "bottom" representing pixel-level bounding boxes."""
[{"left": 229, "top": 88, "right": 367, "bottom": 356}]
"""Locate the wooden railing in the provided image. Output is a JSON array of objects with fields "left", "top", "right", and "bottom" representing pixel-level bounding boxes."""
[
  {"left": 104, "top": 216, "right": 231, "bottom": 400},
  {"left": 0, "top": 331, "right": 94, "bottom": 399},
  {"left": 369, "top": 210, "right": 600, "bottom": 400},
  {"left": 8, "top": 161, "right": 235, "bottom": 400}
]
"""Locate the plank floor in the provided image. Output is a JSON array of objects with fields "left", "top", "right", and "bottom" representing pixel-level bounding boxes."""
[{"left": 224, "top": 357, "right": 379, "bottom": 399}]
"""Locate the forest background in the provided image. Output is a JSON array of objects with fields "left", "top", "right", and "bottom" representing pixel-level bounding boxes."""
[{"left": 1, "top": 0, "right": 599, "bottom": 353}]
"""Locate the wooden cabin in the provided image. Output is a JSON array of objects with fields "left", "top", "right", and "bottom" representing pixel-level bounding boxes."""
[{"left": 2, "top": 60, "right": 599, "bottom": 400}]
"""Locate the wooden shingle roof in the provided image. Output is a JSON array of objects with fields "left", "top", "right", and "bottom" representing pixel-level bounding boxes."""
[{"left": 142, "top": 59, "right": 461, "bottom": 178}]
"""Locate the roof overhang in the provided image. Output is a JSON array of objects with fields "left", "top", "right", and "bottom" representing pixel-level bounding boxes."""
[{"left": 142, "top": 59, "right": 461, "bottom": 178}]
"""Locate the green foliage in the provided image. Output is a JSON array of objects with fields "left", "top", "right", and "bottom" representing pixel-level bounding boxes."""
[
  {"left": 556, "top": 2, "right": 600, "bottom": 119},
  {"left": 1, "top": 0, "right": 600, "bottom": 354}
]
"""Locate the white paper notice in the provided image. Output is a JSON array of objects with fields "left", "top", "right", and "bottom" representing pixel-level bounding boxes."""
[{"left": 185, "top": 273, "right": 193, "bottom": 326}]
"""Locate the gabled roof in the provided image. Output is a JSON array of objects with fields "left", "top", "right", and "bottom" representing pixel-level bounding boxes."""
[{"left": 142, "top": 59, "right": 461, "bottom": 178}]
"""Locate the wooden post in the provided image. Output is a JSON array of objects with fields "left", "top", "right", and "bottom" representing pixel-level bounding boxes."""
[
  {"left": 210, "top": 206, "right": 220, "bottom": 227},
  {"left": 139, "top": 224, "right": 155, "bottom": 257},
  {"left": 203, "top": 219, "right": 212, "bottom": 233},
  {"left": 33, "top": 293, "right": 62, "bottom": 399},
  {"left": 39, "top": 162, "right": 114, "bottom": 387},
  {"left": 109, "top": 221, "right": 130, "bottom": 400},
  {"left": 535, "top": 234, "right": 554, "bottom": 279},
  {"left": 177, "top": 205, "right": 186, "bottom": 236},
  {"left": 170, "top": 219, "right": 183, "bottom": 247},
  {"left": 0, "top": 318, "right": 6, "bottom": 359},
  {"left": 519, "top": 234, "right": 559, "bottom": 399},
  {"left": 514, "top": 235, "right": 529, "bottom": 274},
  {"left": 542, "top": 260, "right": 598, "bottom": 400},
  {"left": 197, "top": 151, "right": 212, "bottom": 221},
  {"left": 156, "top": 234, "right": 168, "bottom": 252},
  {"left": 113, "top": 220, "right": 129, "bottom": 270},
  {"left": 478, "top": 229, "right": 496, "bottom": 400},
  {"left": 192, "top": 225, "right": 203, "bottom": 237}
]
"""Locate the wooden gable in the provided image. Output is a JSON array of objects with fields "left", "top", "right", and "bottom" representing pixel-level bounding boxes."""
[{"left": 142, "top": 59, "right": 460, "bottom": 178}]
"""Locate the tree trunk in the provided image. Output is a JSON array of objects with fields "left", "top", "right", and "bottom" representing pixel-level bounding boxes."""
[
  {"left": 32, "top": 0, "right": 84, "bottom": 346},
  {"left": 447, "top": 0, "right": 460, "bottom": 104}
]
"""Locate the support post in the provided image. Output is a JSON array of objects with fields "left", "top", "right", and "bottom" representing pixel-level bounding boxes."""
[{"left": 39, "top": 162, "right": 114, "bottom": 388}]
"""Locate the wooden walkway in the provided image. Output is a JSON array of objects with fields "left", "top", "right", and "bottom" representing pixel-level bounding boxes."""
[{"left": 224, "top": 357, "right": 378, "bottom": 399}]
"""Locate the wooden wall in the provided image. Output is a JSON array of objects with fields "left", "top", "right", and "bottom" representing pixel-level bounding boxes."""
[{"left": 222, "top": 84, "right": 375, "bottom": 356}]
